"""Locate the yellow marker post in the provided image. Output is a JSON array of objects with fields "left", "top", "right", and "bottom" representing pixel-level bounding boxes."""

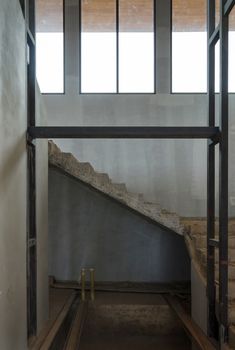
[
  {"left": 90, "top": 268, "right": 95, "bottom": 301},
  {"left": 81, "top": 268, "right": 86, "bottom": 301}
]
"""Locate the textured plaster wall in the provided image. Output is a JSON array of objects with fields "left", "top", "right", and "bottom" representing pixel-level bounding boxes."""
[
  {"left": 0, "top": 1, "right": 27, "bottom": 348},
  {"left": 0, "top": 1, "right": 48, "bottom": 348},
  {"left": 43, "top": 0, "right": 235, "bottom": 217},
  {"left": 49, "top": 167, "right": 190, "bottom": 282}
]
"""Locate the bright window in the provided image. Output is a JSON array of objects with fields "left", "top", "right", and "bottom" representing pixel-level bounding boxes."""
[
  {"left": 36, "top": 0, "right": 64, "bottom": 94},
  {"left": 81, "top": 0, "right": 155, "bottom": 93},
  {"left": 172, "top": 0, "right": 235, "bottom": 93}
]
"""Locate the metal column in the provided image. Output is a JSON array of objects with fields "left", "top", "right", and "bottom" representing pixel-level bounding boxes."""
[
  {"left": 207, "top": 0, "right": 218, "bottom": 340},
  {"left": 25, "top": 0, "right": 37, "bottom": 337},
  {"left": 207, "top": 0, "right": 234, "bottom": 345}
]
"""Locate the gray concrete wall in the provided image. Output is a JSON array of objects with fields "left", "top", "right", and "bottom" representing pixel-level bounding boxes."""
[
  {"left": 0, "top": 2, "right": 48, "bottom": 348},
  {"left": 0, "top": 1, "right": 27, "bottom": 348},
  {"left": 49, "top": 167, "right": 190, "bottom": 282},
  {"left": 42, "top": 0, "right": 235, "bottom": 217},
  {"left": 36, "top": 86, "right": 49, "bottom": 334},
  {"left": 191, "top": 263, "right": 207, "bottom": 335}
]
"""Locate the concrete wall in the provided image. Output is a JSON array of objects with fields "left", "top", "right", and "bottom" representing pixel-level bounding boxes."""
[
  {"left": 191, "top": 263, "right": 207, "bottom": 334},
  {"left": 0, "top": 1, "right": 48, "bottom": 348},
  {"left": 42, "top": 0, "right": 235, "bottom": 217},
  {"left": 49, "top": 167, "right": 190, "bottom": 282},
  {"left": 0, "top": 1, "right": 27, "bottom": 348},
  {"left": 36, "top": 86, "right": 49, "bottom": 334}
]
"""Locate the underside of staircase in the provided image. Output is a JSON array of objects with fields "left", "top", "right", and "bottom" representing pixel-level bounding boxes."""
[{"left": 48, "top": 140, "right": 235, "bottom": 348}]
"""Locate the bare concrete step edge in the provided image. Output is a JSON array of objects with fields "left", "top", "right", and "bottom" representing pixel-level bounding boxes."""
[{"left": 48, "top": 141, "right": 185, "bottom": 235}]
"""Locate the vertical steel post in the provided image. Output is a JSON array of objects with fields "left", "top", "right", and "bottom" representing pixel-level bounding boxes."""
[
  {"left": 26, "top": 0, "right": 37, "bottom": 337},
  {"left": 81, "top": 269, "right": 86, "bottom": 301},
  {"left": 219, "top": 0, "right": 229, "bottom": 343},
  {"left": 207, "top": 0, "right": 218, "bottom": 339},
  {"left": 90, "top": 268, "right": 95, "bottom": 301}
]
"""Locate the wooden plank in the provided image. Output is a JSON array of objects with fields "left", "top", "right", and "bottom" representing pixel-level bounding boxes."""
[
  {"left": 64, "top": 302, "right": 88, "bottom": 350},
  {"left": 40, "top": 293, "right": 76, "bottom": 350},
  {"left": 31, "top": 293, "right": 76, "bottom": 350},
  {"left": 165, "top": 295, "right": 216, "bottom": 350}
]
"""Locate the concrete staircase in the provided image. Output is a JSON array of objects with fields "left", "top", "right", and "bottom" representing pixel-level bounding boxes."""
[
  {"left": 182, "top": 218, "right": 235, "bottom": 348},
  {"left": 48, "top": 141, "right": 185, "bottom": 235},
  {"left": 48, "top": 141, "right": 235, "bottom": 346}
]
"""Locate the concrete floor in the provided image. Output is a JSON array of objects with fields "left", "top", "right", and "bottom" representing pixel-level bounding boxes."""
[
  {"left": 80, "top": 334, "right": 191, "bottom": 350},
  {"left": 80, "top": 292, "right": 194, "bottom": 350}
]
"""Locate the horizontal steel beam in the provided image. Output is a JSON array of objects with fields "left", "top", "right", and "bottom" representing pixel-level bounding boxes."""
[
  {"left": 224, "top": 0, "right": 235, "bottom": 15},
  {"left": 209, "top": 25, "right": 220, "bottom": 46},
  {"left": 28, "top": 126, "right": 220, "bottom": 140}
]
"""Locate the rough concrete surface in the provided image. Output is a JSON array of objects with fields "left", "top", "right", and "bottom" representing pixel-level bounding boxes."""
[
  {"left": 48, "top": 166, "right": 190, "bottom": 282},
  {"left": 49, "top": 141, "right": 185, "bottom": 235}
]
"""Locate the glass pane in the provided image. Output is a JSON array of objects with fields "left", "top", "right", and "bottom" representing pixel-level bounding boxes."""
[
  {"left": 215, "top": 40, "right": 220, "bottom": 93},
  {"left": 36, "top": 0, "right": 64, "bottom": 94},
  {"left": 172, "top": 0, "right": 207, "bottom": 93},
  {"left": 81, "top": 0, "right": 116, "bottom": 93},
  {"left": 119, "top": 0, "right": 154, "bottom": 93}
]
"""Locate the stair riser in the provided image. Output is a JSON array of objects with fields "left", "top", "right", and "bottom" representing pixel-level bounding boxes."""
[{"left": 193, "top": 236, "right": 235, "bottom": 249}]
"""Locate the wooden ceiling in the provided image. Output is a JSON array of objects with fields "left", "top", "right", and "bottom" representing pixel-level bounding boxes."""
[
  {"left": 36, "top": 0, "right": 63, "bottom": 32},
  {"left": 173, "top": 0, "right": 235, "bottom": 31},
  {"left": 36, "top": 0, "right": 235, "bottom": 33}
]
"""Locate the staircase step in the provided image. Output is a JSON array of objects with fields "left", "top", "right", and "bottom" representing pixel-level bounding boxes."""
[
  {"left": 196, "top": 248, "right": 235, "bottom": 266},
  {"left": 49, "top": 141, "right": 186, "bottom": 236},
  {"left": 181, "top": 219, "right": 235, "bottom": 236},
  {"left": 216, "top": 281, "right": 235, "bottom": 301},
  {"left": 159, "top": 210, "right": 181, "bottom": 228},
  {"left": 193, "top": 235, "right": 235, "bottom": 249},
  {"left": 142, "top": 202, "right": 161, "bottom": 217},
  {"left": 125, "top": 192, "right": 144, "bottom": 208},
  {"left": 215, "top": 264, "right": 235, "bottom": 280},
  {"left": 112, "top": 183, "right": 127, "bottom": 193}
]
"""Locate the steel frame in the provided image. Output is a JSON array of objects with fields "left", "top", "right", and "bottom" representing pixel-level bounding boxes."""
[
  {"left": 22, "top": 0, "right": 37, "bottom": 338},
  {"left": 28, "top": 126, "right": 220, "bottom": 140},
  {"left": 207, "top": 0, "right": 232, "bottom": 346},
  {"left": 26, "top": 0, "right": 234, "bottom": 347}
]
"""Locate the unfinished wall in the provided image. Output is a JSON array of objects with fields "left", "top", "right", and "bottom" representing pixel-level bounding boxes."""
[
  {"left": 43, "top": 0, "right": 235, "bottom": 218},
  {"left": 36, "top": 85, "right": 49, "bottom": 334},
  {"left": 0, "top": 1, "right": 48, "bottom": 348},
  {"left": 0, "top": 1, "right": 27, "bottom": 348},
  {"left": 49, "top": 167, "right": 190, "bottom": 282}
]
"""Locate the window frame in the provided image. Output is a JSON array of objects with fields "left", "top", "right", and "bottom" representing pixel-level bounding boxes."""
[{"left": 79, "top": 0, "right": 157, "bottom": 95}]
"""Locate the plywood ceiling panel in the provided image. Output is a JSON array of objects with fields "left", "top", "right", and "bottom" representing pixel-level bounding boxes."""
[{"left": 36, "top": 0, "right": 235, "bottom": 33}]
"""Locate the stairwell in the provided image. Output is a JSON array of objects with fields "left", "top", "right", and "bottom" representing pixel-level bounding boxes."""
[{"left": 48, "top": 141, "right": 235, "bottom": 348}]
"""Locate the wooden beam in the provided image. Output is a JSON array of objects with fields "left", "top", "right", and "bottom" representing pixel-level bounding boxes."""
[
  {"left": 165, "top": 295, "right": 216, "bottom": 350},
  {"left": 64, "top": 302, "right": 88, "bottom": 349},
  {"left": 39, "top": 293, "right": 76, "bottom": 350}
]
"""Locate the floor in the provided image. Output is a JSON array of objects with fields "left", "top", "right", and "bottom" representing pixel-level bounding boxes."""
[
  {"left": 79, "top": 335, "right": 191, "bottom": 350},
  {"left": 79, "top": 291, "right": 194, "bottom": 350}
]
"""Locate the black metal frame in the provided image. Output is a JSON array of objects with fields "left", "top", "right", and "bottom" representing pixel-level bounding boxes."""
[
  {"left": 28, "top": 126, "right": 220, "bottom": 140},
  {"left": 206, "top": 0, "right": 233, "bottom": 346},
  {"left": 23, "top": 0, "right": 37, "bottom": 338},
  {"left": 27, "top": 0, "right": 234, "bottom": 347},
  {"left": 79, "top": 0, "right": 156, "bottom": 94}
]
